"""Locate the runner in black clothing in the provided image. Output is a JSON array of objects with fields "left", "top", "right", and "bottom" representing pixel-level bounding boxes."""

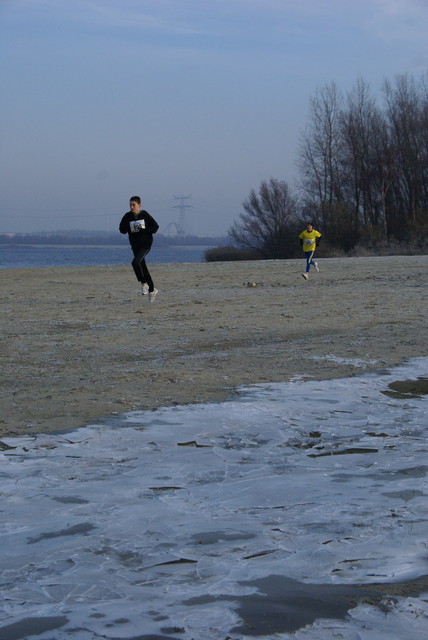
[{"left": 119, "top": 196, "right": 159, "bottom": 302}]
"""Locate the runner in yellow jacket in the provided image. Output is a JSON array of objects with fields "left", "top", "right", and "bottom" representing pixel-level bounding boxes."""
[{"left": 299, "top": 222, "right": 321, "bottom": 280}]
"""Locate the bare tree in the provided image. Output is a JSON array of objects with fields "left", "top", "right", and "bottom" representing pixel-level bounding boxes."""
[
  {"left": 298, "top": 82, "right": 345, "bottom": 234},
  {"left": 341, "top": 78, "right": 391, "bottom": 236},
  {"left": 383, "top": 73, "right": 428, "bottom": 234},
  {"left": 229, "top": 73, "right": 427, "bottom": 259},
  {"left": 228, "top": 179, "right": 299, "bottom": 258},
  {"left": 298, "top": 74, "right": 428, "bottom": 250}
]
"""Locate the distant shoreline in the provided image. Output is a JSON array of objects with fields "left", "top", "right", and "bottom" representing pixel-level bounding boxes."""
[
  {"left": 0, "top": 243, "right": 210, "bottom": 270},
  {"left": 0, "top": 243, "right": 212, "bottom": 250}
]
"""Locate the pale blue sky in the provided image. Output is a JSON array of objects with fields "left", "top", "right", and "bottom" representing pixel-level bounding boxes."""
[{"left": 1, "top": 0, "right": 427, "bottom": 235}]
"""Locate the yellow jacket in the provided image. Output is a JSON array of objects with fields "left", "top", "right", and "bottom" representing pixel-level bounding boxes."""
[{"left": 299, "top": 229, "right": 321, "bottom": 252}]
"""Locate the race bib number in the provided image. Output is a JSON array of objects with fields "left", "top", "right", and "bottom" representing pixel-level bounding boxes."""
[
  {"left": 304, "top": 238, "right": 314, "bottom": 246},
  {"left": 130, "top": 219, "right": 145, "bottom": 233}
]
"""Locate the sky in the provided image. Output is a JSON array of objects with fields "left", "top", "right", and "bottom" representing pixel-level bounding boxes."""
[{"left": 1, "top": 0, "right": 427, "bottom": 236}]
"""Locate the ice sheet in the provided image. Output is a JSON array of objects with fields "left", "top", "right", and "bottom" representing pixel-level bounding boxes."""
[{"left": 1, "top": 358, "right": 427, "bottom": 639}]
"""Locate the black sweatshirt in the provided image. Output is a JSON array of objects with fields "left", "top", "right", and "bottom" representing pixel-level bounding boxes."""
[{"left": 119, "top": 210, "right": 159, "bottom": 252}]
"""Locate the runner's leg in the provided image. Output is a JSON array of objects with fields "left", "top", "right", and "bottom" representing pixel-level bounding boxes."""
[
  {"left": 306, "top": 250, "right": 314, "bottom": 272},
  {"left": 132, "top": 247, "right": 154, "bottom": 291}
]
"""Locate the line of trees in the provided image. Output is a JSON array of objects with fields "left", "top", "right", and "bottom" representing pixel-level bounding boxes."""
[{"left": 228, "top": 73, "right": 428, "bottom": 258}]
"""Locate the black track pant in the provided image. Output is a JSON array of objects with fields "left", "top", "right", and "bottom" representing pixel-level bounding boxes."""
[{"left": 131, "top": 246, "right": 154, "bottom": 292}]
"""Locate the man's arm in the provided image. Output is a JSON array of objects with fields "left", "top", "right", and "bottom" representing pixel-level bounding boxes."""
[
  {"left": 119, "top": 214, "right": 129, "bottom": 234},
  {"left": 144, "top": 212, "right": 159, "bottom": 234}
]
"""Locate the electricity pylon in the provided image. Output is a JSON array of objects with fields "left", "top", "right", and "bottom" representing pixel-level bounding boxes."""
[{"left": 171, "top": 195, "right": 192, "bottom": 235}]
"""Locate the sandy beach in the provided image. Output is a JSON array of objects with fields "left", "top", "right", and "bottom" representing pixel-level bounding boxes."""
[{"left": 1, "top": 255, "right": 427, "bottom": 438}]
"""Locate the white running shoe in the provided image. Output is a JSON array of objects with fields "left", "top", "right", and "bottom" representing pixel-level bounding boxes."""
[
  {"left": 301, "top": 273, "right": 308, "bottom": 280},
  {"left": 149, "top": 288, "right": 158, "bottom": 302},
  {"left": 141, "top": 283, "right": 149, "bottom": 295},
  {"left": 314, "top": 262, "right": 319, "bottom": 272}
]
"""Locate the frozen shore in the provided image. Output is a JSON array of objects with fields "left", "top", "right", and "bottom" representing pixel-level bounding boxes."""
[{"left": 1, "top": 358, "right": 427, "bottom": 638}]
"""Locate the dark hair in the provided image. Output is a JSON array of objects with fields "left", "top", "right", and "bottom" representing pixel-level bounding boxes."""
[
  {"left": 130, "top": 196, "right": 141, "bottom": 204},
  {"left": 307, "top": 221, "right": 314, "bottom": 226}
]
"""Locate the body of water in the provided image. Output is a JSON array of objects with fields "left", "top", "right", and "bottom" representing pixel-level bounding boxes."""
[
  {"left": 0, "top": 244, "right": 208, "bottom": 269},
  {"left": 1, "top": 357, "right": 427, "bottom": 639}
]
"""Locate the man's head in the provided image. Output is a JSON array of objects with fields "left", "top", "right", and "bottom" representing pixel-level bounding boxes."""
[
  {"left": 130, "top": 196, "right": 141, "bottom": 215},
  {"left": 306, "top": 222, "right": 313, "bottom": 231}
]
